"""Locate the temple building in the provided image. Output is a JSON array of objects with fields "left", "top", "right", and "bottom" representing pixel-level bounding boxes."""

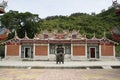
[{"left": 2, "top": 30, "right": 118, "bottom": 61}]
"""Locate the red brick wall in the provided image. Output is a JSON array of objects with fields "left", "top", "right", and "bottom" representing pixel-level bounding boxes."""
[
  {"left": 73, "top": 46, "right": 85, "bottom": 56},
  {"left": 101, "top": 44, "right": 114, "bottom": 56},
  {"left": 7, "top": 45, "right": 19, "bottom": 56},
  {"left": 35, "top": 45, "right": 48, "bottom": 56}
]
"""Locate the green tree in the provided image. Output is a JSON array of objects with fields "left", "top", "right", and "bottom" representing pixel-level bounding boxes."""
[{"left": 1, "top": 10, "right": 41, "bottom": 38}]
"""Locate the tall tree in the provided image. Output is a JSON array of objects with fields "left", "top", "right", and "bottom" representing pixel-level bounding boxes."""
[{"left": 1, "top": 10, "right": 41, "bottom": 38}]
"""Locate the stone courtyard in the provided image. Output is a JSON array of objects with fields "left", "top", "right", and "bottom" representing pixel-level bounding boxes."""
[
  {"left": 0, "top": 60, "right": 120, "bottom": 80},
  {"left": 0, "top": 69, "right": 120, "bottom": 80}
]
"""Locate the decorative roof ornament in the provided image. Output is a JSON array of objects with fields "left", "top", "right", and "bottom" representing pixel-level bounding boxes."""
[
  {"left": 34, "top": 34, "right": 39, "bottom": 40},
  {"left": 14, "top": 30, "right": 19, "bottom": 40},
  {"left": 100, "top": 32, "right": 110, "bottom": 44},
  {"left": 80, "top": 34, "right": 86, "bottom": 40},
  {"left": 63, "top": 30, "right": 68, "bottom": 35},
  {"left": 43, "top": 30, "right": 48, "bottom": 34},
  {"left": 91, "top": 32, "right": 97, "bottom": 40},
  {"left": 0, "top": 0, "right": 8, "bottom": 13},
  {"left": 112, "top": 0, "right": 119, "bottom": 7},
  {"left": 0, "top": 0, "right": 7, "bottom": 8},
  {"left": 103, "top": 32, "right": 107, "bottom": 39},
  {"left": 0, "top": 28, "right": 10, "bottom": 40},
  {"left": 72, "top": 30, "right": 77, "bottom": 35},
  {"left": 100, "top": 31, "right": 108, "bottom": 43},
  {"left": 110, "top": 27, "right": 120, "bottom": 42},
  {"left": 100, "top": 31, "right": 119, "bottom": 45},
  {"left": 112, "top": 0, "right": 120, "bottom": 14},
  {"left": 23, "top": 31, "right": 29, "bottom": 39}
]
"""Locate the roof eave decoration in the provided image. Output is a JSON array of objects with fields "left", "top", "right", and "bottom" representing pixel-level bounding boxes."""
[
  {"left": 0, "top": 30, "right": 21, "bottom": 45},
  {"left": 1, "top": 38, "right": 20, "bottom": 45},
  {"left": 101, "top": 32, "right": 119, "bottom": 45}
]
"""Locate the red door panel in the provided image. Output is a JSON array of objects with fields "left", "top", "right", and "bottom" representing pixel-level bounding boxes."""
[{"left": 90, "top": 48, "right": 95, "bottom": 58}]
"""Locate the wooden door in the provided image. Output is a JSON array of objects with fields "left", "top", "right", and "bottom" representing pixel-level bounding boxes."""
[{"left": 90, "top": 48, "right": 96, "bottom": 58}]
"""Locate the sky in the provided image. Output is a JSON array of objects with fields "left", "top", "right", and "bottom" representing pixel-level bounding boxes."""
[{"left": 3, "top": 0, "right": 120, "bottom": 18}]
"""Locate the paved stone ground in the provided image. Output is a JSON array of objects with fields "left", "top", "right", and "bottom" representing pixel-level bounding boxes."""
[{"left": 0, "top": 69, "right": 120, "bottom": 80}]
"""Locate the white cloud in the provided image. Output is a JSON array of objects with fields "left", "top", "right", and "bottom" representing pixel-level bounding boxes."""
[{"left": 5, "top": 0, "right": 114, "bottom": 18}]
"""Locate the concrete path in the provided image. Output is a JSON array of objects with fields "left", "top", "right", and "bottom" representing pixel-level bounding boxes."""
[{"left": 0, "top": 61, "right": 120, "bottom": 69}]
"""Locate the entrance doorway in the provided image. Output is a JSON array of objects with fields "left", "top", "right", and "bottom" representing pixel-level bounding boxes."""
[
  {"left": 24, "top": 47, "right": 32, "bottom": 58},
  {"left": 89, "top": 47, "right": 96, "bottom": 58},
  {"left": 49, "top": 44, "right": 71, "bottom": 60},
  {"left": 49, "top": 44, "right": 71, "bottom": 54}
]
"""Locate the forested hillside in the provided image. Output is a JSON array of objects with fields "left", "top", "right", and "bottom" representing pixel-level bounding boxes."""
[
  {"left": 40, "top": 8, "right": 120, "bottom": 39},
  {"left": 1, "top": 7, "right": 120, "bottom": 39}
]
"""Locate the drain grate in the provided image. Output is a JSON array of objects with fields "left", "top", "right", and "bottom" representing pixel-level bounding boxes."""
[
  {"left": 1, "top": 66, "right": 120, "bottom": 69},
  {"left": 111, "top": 66, "right": 120, "bottom": 69},
  {"left": 31, "top": 67, "right": 87, "bottom": 69},
  {"left": 0, "top": 66, "right": 28, "bottom": 69},
  {"left": 89, "top": 66, "right": 103, "bottom": 69}
]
